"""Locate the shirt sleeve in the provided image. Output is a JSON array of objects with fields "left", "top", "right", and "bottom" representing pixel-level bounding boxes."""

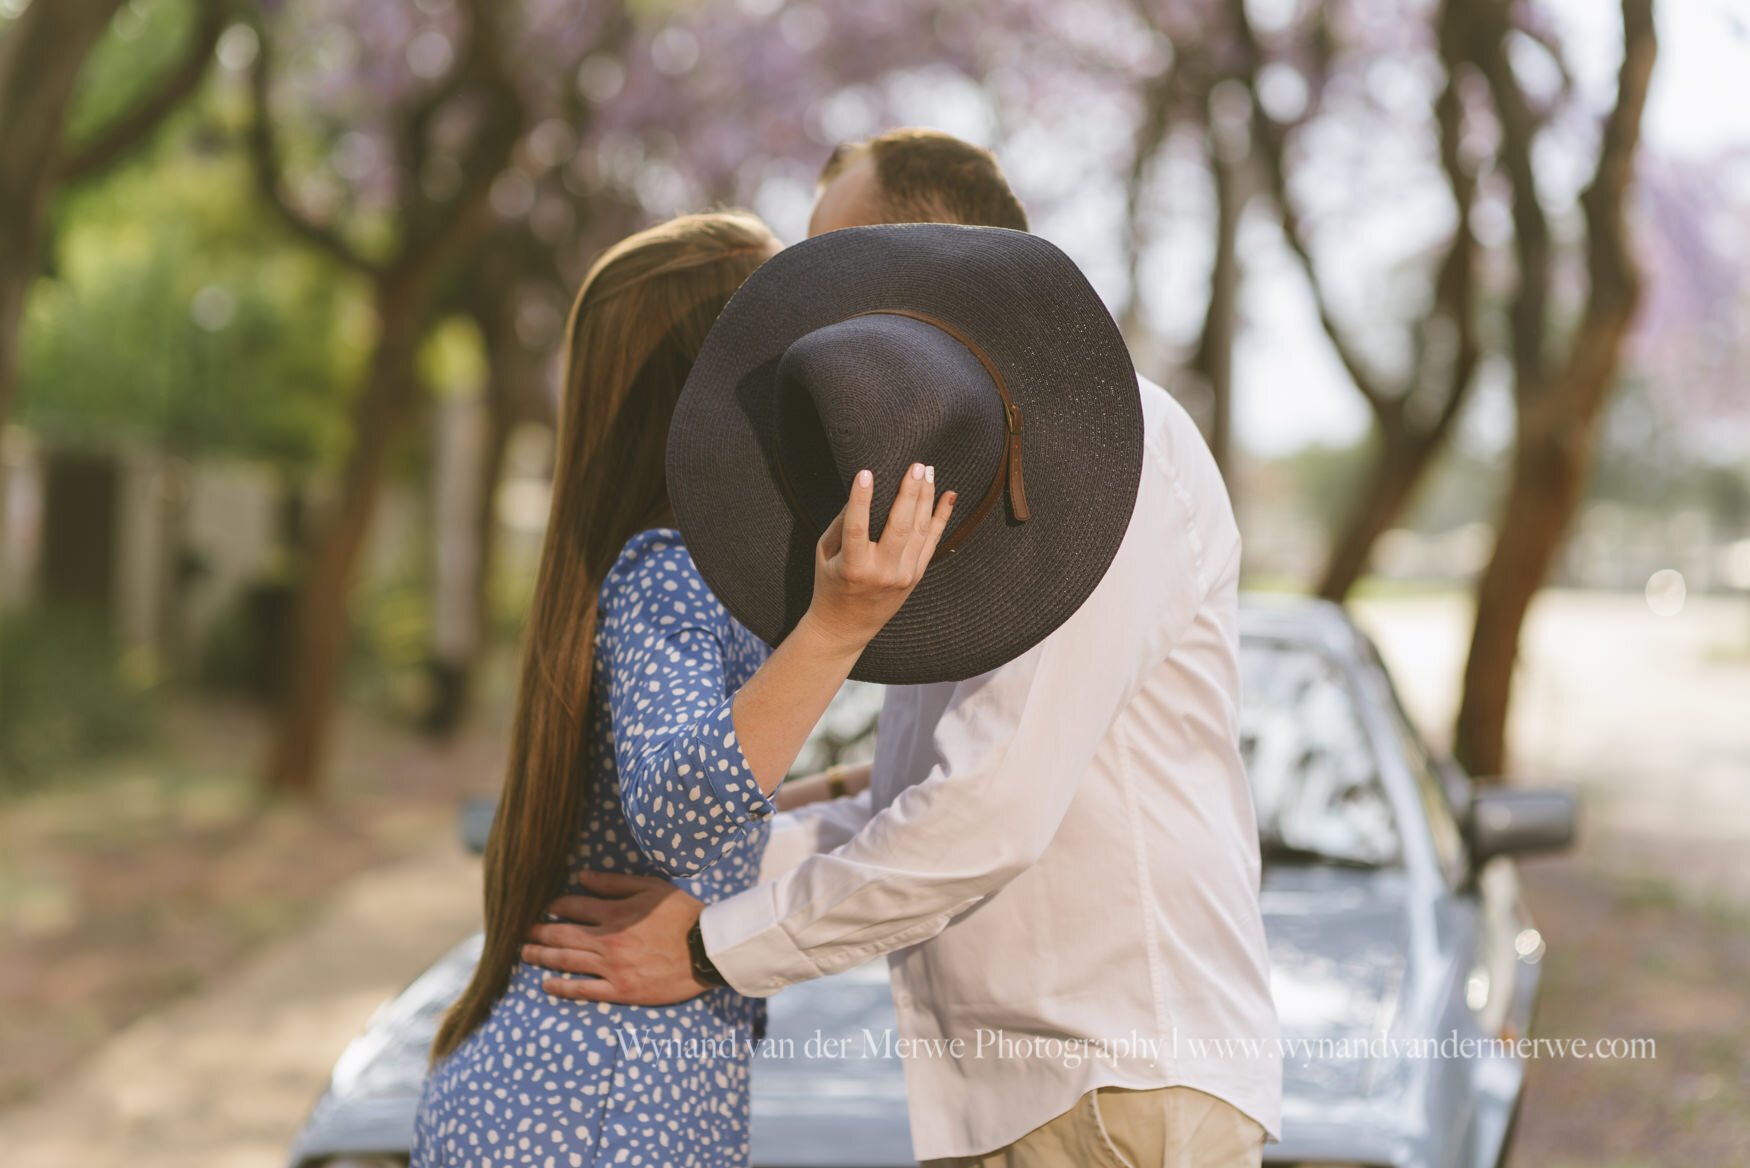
[
  {"left": 606, "top": 536, "right": 775, "bottom": 877},
  {"left": 699, "top": 450, "right": 1208, "bottom": 994},
  {"left": 757, "top": 790, "right": 875, "bottom": 883}
]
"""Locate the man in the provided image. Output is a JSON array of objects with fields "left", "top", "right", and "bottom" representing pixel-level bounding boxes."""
[
  {"left": 808, "top": 128, "right": 1029, "bottom": 235},
  {"left": 522, "top": 128, "right": 1281, "bottom": 1167}
]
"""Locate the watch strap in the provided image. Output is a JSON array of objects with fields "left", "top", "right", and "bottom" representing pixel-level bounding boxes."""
[{"left": 687, "top": 919, "right": 727, "bottom": 988}]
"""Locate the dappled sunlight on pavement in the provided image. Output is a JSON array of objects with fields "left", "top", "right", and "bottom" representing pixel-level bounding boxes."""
[{"left": 0, "top": 841, "right": 481, "bottom": 1167}]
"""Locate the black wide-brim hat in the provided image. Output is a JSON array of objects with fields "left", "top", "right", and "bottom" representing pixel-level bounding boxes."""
[{"left": 667, "top": 223, "right": 1143, "bottom": 685}]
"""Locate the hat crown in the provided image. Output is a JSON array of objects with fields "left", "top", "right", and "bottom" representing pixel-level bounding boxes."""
[
  {"left": 666, "top": 221, "right": 1144, "bottom": 685},
  {"left": 774, "top": 314, "right": 1005, "bottom": 537}
]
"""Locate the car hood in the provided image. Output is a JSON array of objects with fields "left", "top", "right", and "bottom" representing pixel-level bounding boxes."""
[
  {"left": 1262, "top": 864, "right": 1422, "bottom": 1146},
  {"left": 294, "top": 869, "right": 1427, "bottom": 1168},
  {"left": 749, "top": 958, "right": 914, "bottom": 1166},
  {"left": 747, "top": 867, "right": 1426, "bottom": 1164}
]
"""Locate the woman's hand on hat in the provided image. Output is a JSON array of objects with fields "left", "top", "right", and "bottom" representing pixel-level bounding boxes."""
[
  {"left": 804, "top": 462, "right": 956, "bottom": 654},
  {"left": 724, "top": 464, "right": 954, "bottom": 795}
]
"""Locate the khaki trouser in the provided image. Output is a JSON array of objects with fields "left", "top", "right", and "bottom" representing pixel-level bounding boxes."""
[{"left": 922, "top": 1085, "right": 1265, "bottom": 1168}]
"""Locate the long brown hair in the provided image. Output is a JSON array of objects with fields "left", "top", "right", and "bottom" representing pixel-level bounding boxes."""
[{"left": 433, "top": 211, "right": 779, "bottom": 1060}]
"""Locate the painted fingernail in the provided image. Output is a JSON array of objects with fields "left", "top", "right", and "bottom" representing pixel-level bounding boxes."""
[
  {"left": 925, "top": 465, "right": 935, "bottom": 484},
  {"left": 857, "top": 469, "right": 872, "bottom": 487},
  {"left": 911, "top": 463, "right": 924, "bottom": 480}
]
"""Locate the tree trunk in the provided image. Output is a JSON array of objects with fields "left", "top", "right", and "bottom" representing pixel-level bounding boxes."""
[
  {"left": 421, "top": 245, "right": 537, "bottom": 734},
  {"left": 39, "top": 448, "right": 119, "bottom": 611},
  {"left": 264, "top": 281, "right": 424, "bottom": 794},
  {"left": 421, "top": 375, "right": 515, "bottom": 737},
  {"left": 1453, "top": 420, "right": 1592, "bottom": 777},
  {"left": 472, "top": 382, "right": 513, "bottom": 658},
  {"left": 1192, "top": 138, "right": 1242, "bottom": 476},
  {"left": 1453, "top": 0, "right": 1654, "bottom": 778},
  {"left": 425, "top": 389, "right": 485, "bottom": 736},
  {"left": 454, "top": 381, "right": 513, "bottom": 720},
  {"left": 0, "top": 233, "right": 33, "bottom": 438},
  {"left": 247, "top": 7, "right": 521, "bottom": 791},
  {"left": 0, "top": 0, "right": 126, "bottom": 430},
  {"left": 1316, "top": 432, "right": 1428, "bottom": 601}
]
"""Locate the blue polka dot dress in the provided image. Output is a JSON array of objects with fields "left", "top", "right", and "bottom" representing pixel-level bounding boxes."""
[{"left": 413, "top": 529, "right": 776, "bottom": 1168}]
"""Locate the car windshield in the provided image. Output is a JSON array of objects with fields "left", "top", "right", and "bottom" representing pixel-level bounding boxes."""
[{"left": 1240, "top": 639, "right": 1400, "bottom": 868}]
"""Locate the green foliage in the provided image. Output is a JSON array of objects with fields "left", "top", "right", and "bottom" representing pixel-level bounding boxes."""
[
  {"left": 1590, "top": 374, "right": 1750, "bottom": 529},
  {"left": 1267, "top": 427, "right": 1506, "bottom": 540},
  {"left": 0, "top": 608, "right": 160, "bottom": 792},
  {"left": 1276, "top": 433, "right": 1378, "bottom": 538},
  {"left": 418, "top": 316, "right": 489, "bottom": 401},
  {"left": 63, "top": 0, "right": 202, "bottom": 148},
  {"left": 348, "top": 572, "right": 435, "bottom": 723},
  {"left": 1404, "top": 441, "right": 1504, "bottom": 534},
  {"left": 19, "top": 151, "right": 371, "bottom": 468}
]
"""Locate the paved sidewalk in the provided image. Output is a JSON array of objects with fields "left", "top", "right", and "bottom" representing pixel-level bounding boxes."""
[{"left": 0, "top": 841, "right": 481, "bottom": 1168}]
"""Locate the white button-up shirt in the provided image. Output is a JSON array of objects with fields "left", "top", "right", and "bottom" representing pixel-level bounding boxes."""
[{"left": 700, "top": 377, "right": 1282, "bottom": 1160}]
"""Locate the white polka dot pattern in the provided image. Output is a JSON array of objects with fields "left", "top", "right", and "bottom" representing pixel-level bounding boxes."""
[{"left": 413, "top": 529, "right": 774, "bottom": 1167}]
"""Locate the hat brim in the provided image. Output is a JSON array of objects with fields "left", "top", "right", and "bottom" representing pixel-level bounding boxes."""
[{"left": 667, "top": 223, "right": 1143, "bottom": 685}]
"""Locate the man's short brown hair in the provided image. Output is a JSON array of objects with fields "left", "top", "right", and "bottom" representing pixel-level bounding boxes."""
[{"left": 820, "top": 128, "right": 1029, "bottom": 232}]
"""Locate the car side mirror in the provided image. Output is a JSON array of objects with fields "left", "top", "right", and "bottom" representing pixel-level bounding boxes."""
[
  {"left": 459, "top": 796, "right": 498, "bottom": 856},
  {"left": 1468, "top": 787, "right": 1577, "bottom": 865}
]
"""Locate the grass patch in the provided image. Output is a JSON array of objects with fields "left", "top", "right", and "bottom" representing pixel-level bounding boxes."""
[{"left": 0, "top": 607, "right": 161, "bottom": 794}]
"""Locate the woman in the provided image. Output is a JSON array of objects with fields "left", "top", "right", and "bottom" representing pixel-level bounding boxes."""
[{"left": 412, "top": 210, "right": 954, "bottom": 1168}]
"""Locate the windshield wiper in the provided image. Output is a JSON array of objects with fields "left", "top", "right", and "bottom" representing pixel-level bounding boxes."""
[{"left": 1259, "top": 840, "right": 1385, "bottom": 870}]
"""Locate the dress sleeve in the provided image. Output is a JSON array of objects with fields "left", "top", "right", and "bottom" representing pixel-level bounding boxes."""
[{"left": 604, "top": 534, "right": 775, "bottom": 876}]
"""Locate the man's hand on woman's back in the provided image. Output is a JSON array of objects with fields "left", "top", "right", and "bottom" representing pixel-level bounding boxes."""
[{"left": 523, "top": 870, "right": 706, "bottom": 1005}]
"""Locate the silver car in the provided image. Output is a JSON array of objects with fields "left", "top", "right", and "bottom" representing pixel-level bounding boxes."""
[{"left": 288, "top": 598, "right": 1574, "bottom": 1168}]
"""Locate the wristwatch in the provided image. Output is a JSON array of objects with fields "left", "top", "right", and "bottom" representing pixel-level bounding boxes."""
[{"left": 687, "top": 920, "right": 727, "bottom": 988}]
